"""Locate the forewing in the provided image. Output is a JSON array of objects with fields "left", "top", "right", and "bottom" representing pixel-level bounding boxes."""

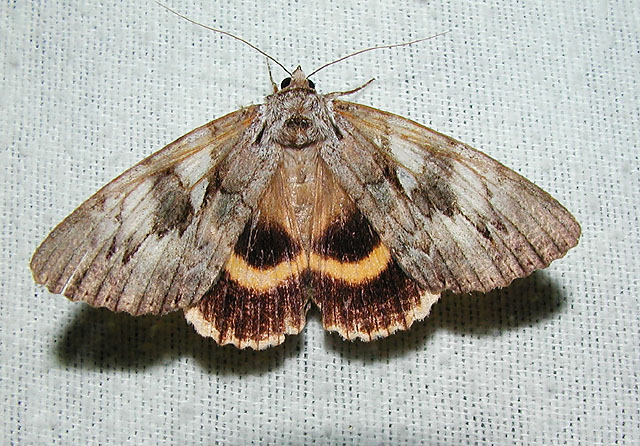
[
  {"left": 30, "top": 105, "right": 284, "bottom": 315},
  {"left": 323, "top": 100, "right": 580, "bottom": 294}
]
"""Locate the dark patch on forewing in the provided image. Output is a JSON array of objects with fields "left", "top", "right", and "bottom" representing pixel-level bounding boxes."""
[
  {"left": 332, "top": 123, "right": 344, "bottom": 140},
  {"left": 234, "top": 218, "right": 299, "bottom": 269},
  {"left": 122, "top": 234, "right": 149, "bottom": 264},
  {"left": 105, "top": 237, "right": 118, "bottom": 260},
  {"left": 315, "top": 209, "right": 379, "bottom": 262},
  {"left": 477, "top": 222, "right": 492, "bottom": 240},
  {"left": 310, "top": 258, "right": 424, "bottom": 339},
  {"left": 411, "top": 172, "right": 459, "bottom": 219},
  {"left": 193, "top": 271, "right": 307, "bottom": 347},
  {"left": 254, "top": 124, "right": 267, "bottom": 145},
  {"left": 203, "top": 170, "right": 223, "bottom": 207},
  {"left": 152, "top": 172, "right": 194, "bottom": 237},
  {"left": 492, "top": 219, "right": 508, "bottom": 233},
  {"left": 375, "top": 152, "right": 404, "bottom": 194}
]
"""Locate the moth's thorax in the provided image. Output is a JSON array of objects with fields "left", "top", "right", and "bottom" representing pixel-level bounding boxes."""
[{"left": 265, "top": 89, "right": 334, "bottom": 149}]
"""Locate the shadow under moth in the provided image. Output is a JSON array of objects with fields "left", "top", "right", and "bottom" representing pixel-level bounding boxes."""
[{"left": 30, "top": 17, "right": 580, "bottom": 350}]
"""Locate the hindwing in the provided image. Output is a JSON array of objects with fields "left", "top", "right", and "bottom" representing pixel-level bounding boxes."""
[
  {"left": 185, "top": 167, "right": 310, "bottom": 349},
  {"left": 308, "top": 163, "right": 440, "bottom": 341}
]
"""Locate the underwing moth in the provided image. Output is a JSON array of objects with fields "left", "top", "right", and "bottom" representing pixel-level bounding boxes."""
[{"left": 30, "top": 56, "right": 580, "bottom": 349}]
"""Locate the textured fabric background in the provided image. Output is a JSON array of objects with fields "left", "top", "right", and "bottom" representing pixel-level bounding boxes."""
[{"left": 2, "top": 0, "right": 638, "bottom": 444}]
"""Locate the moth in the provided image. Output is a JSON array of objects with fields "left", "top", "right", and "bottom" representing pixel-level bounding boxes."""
[{"left": 30, "top": 18, "right": 580, "bottom": 350}]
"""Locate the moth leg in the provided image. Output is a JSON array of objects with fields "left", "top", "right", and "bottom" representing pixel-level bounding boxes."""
[
  {"left": 325, "top": 78, "right": 375, "bottom": 99},
  {"left": 266, "top": 58, "right": 279, "bottom": 93}
]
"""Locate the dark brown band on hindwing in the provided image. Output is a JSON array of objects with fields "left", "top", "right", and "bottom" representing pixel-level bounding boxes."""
[
  {"left": 310, "top": 208, "right": 440, "bottom": 341},
  {"left": 184, "top": 213, "right": 308, "bottom": 349},
  {"left": 187, "top": 271, "right": 307, "bottom": 349}
]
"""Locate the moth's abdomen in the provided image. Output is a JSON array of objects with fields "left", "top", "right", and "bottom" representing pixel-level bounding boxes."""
[{"left": 280, "top": 146, "right": 324, "bottom": 249}]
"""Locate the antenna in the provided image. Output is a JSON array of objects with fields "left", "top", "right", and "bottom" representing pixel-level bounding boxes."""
[
  {"left": 156, "top": 2, "right": 291, "bottom": 75},
  {"left": 307, "top": 31, "right": 450, "bottom": 78}
]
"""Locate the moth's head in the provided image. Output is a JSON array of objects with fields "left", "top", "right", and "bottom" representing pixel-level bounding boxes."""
[{"left": 279, "top": 66, "right": 316, "bottom": 91}]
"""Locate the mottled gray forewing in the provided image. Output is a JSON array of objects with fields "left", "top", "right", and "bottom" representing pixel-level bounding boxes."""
[
  {"left": 31, "top": 105, "right": 282, "bottom": 315},
  {"left": 324, "top": 100, "right": 580, "bottom": 294}
]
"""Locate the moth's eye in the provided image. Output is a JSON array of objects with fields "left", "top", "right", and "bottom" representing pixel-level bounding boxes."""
[
  {"left": 280, "top": 77, "right": 292, "bottom": 89},
  {"left": 307, "top": 79, "right": 315, "bottom": 89}
]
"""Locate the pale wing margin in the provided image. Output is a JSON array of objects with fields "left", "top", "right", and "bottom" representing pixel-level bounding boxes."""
[
  {"left": 31, "top": 105, "right": 282, "bottom": 315},
  {"left": 325, "top": 100, "right": 581, "bottom": 294}
]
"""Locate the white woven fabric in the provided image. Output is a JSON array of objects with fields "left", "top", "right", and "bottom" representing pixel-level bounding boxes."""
[{"left": 2, "top": 1, "right": 638, "bottom": 444}]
